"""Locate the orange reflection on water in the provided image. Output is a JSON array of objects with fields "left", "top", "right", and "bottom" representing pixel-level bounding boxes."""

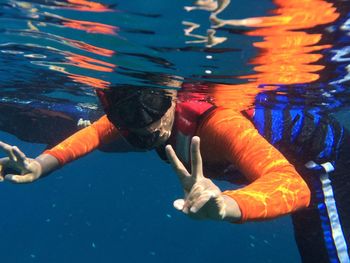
[
  {"left": 66, "top": 0, "right": 114, "bottom": 12},
  {"left": 62, "top": 19, "right": 118, "bottom": 35},
  {"left": 213, "top": 0, "right": 339, "bottom": 110},
  {"left": 68, "top": 74, "right": 110, "bottom": 89},
  {"left": 247, "top": 0, "right": 338, "bottom": 31},
  {"left": 49, "top": 64, "right": 111, "bottom": 89},
  {"left": 67, "top": 54, "right": 116, "bottom": 72},
  {"left": 68, "top": 39, "right": 114, "bottom": 57},
  {"left": 213, "top": 83, "right": 276, "bottom": 111}
]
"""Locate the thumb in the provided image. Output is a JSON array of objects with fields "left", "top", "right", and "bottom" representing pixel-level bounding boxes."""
[
  {"left": 173, "top": 199, "right": 185, "bottom": 211},
  {"left": 5, "top": 173, "right": 37, "bottom": 184}
]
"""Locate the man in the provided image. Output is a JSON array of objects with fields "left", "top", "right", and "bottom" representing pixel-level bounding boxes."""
[{"left": 0, "top": 86, "right": 348, "bottom": 262}]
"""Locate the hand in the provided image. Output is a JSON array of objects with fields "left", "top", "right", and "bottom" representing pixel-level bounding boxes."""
[
  {"left": 165, "top": 136, "right": 241, "bottom": 221},
  {"left": 0, "top": 141, "right": 42, "bottom": 183}
]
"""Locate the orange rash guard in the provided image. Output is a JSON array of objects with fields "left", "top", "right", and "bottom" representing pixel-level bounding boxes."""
[
  {"left": 197, "top": 108, "right": 310, "bottom": 222},
  {"left": 44, "top": 115, "right": 119, "bottom": 165},
  {"left": 44, "top": 108, "right": 311, "bottom": 222}
]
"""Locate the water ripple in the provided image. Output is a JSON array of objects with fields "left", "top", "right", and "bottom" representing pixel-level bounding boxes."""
[{"left": 0, "top": 0, "right": 350, "bottom": 119}]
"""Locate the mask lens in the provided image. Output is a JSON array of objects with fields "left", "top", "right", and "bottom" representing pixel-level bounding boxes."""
[{"left": 108, "top": 90, "right": 172, "bottom": 130}]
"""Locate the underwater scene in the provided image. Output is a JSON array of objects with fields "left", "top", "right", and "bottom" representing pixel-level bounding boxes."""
[{"left": 1, "top": 0, "right": 350, "bottom": 262}]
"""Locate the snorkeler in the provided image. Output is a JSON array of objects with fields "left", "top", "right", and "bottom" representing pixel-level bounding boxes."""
[
  {"left": 0, "top": 86, "right": 309, "bottom": 218},
  {"left": 0, "top": 86, "right": 349, "bottom": 262}
]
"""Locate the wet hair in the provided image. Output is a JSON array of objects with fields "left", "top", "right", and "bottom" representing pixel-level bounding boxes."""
[{"left": 97, "top": 86, "right": 173, "bottom": 129}]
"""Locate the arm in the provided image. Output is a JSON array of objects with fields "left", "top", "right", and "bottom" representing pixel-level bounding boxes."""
[
  {"left": 197, "top": 108, "right": 311, "bottom": 222},
  {"left": 0, "top": 144, "right": 60, "bottom": 183},
  {"left": 0, "top": 115, "right": 120, "bottom": 183},
  {"left": 44, "top": 115, "right": 119, "bottom": 166}
]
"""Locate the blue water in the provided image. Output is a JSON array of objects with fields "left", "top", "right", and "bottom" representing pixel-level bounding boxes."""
[
  {"left": 1, "top": 0, "right": 350, "bottom": 262},
  {"left": 0, "top": 130, "right": 300, "bottom": 263}
]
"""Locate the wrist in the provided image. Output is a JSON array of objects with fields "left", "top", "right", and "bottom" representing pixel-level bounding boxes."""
[
  {"left": 35, "top": 154, "right": 60, "bottom": 177},
  {"left": 221, "top": 194, "right": 242, "bottom": 223}
]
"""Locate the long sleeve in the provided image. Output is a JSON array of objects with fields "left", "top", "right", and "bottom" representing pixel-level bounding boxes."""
[
  {"left": 44, "top": 115, "right": 119, "bottom": 165},
  {"left": 197, "top": 108, "right": 311, "bottom": 222}
]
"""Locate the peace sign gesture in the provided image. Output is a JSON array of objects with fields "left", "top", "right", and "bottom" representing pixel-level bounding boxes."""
[
  {"left": 165, "top": 136, "right": 241, "bottom": 222},
  {"left": 0, "top": 141, "right": 42, "bottom": 183}
]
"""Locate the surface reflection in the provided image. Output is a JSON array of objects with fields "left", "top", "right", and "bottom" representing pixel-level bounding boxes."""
[
  {"left": 205, "top": 0, "right": 343, "bottom": 113},
  {"left": 0, "top": 0, "right": 350, "bottom": 133}
]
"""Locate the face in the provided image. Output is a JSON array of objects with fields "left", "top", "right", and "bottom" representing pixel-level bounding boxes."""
[{"left": 126, "top": 90, "right": 177, "bottom": 149}]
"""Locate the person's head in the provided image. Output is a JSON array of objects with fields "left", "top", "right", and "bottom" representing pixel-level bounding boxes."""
[{"left": 97, "top": 86, "right": 177, "bottom": 149}]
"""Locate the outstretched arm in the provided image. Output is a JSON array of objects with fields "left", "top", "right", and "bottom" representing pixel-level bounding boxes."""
[
  {"left": 0, "top": 115, "right": 120, "bottom": 183},
  {"left": 44, "top": 115, "right": 119, "bottom": 165},
  {"left": 0, "top": 143, "right": 59, "bottom": 183},
  {"left": 197, "top": 108, "right": 311, "bottom": 222}
]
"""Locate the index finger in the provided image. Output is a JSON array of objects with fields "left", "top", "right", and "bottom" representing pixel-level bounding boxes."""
[
  {"left": 165, "top": 144, "right": 191, "bottom": 180},
  {"left": 0, "top": 141, "right": 12, "bottom": 154},
  {"left": 0, "top": 141, "right": 17, "bottom": 160}
]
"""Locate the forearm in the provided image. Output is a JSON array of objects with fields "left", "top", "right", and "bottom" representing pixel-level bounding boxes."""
[
  {"left": 44, "top": 115, "right": 118, "bottom": 166},
  {"left": 221, "top": 195, "right": 242, "bottom": 222},
  {"left": 35, "top": 153, "right": 60, "bottom": 177},
  {"left": 223, "top": 170, "right": 310, "bottom": 222},
  {"left": 199, "top": 108, "right": 311, "bottom": 221}
]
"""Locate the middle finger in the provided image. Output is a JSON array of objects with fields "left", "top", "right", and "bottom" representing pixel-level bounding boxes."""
[{"left": 190, "top": 137, "right": 203, "bottom": 179}]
